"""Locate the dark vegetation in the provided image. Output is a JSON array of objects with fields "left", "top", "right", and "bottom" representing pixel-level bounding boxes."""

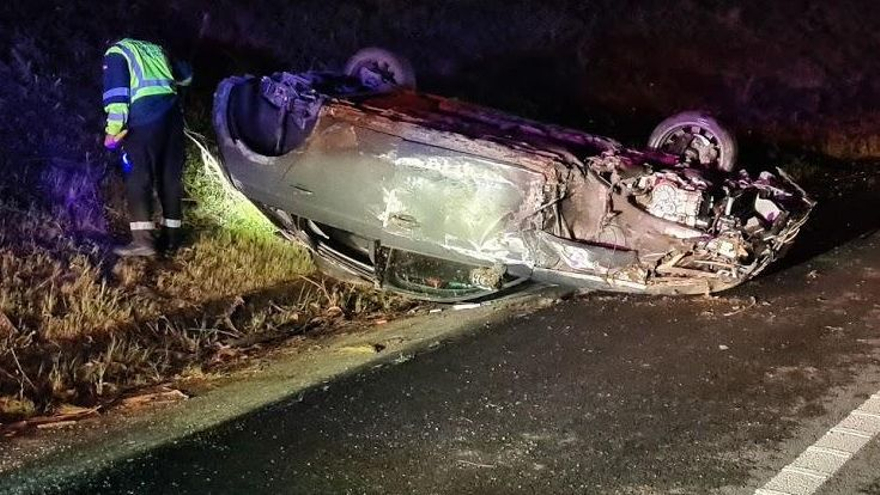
[{"left": 1, "top": 0, "right": 879, "bottom": 423}]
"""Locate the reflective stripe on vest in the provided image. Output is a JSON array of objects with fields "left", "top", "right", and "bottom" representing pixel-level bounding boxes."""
[
  {"left": 105, "top": 39, "right": 176, "bottom": 103},
  {"left": 102, "top": 87, "right": 130, "bottom": 101}
]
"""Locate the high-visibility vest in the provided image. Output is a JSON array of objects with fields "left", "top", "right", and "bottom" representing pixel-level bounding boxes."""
[{"left": 105, "top": 39, "right": 177, "bottom": 103}]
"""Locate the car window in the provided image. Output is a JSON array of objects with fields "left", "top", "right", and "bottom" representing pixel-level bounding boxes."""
[{"left": 383, "top": 250, "right": 509, "bottom": 301}]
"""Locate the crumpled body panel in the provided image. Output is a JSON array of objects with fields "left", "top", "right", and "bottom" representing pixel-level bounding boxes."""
[{"left": 213, "top": 72, "right": 815, "bottom": 299}]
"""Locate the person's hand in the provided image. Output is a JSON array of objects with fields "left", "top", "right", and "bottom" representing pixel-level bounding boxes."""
[{"left": 104, "top": 130, "right": 128, "bottom": 150}]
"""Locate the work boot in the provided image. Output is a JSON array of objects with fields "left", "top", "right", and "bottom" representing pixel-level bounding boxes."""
[
  {"left": 113, "top": 230, "right": 156, "bottom": 257},
  {"left": 160, "top": 226, "right": 184, "bottom": 254}
]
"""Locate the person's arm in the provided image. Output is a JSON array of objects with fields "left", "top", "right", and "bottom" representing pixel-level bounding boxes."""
[
  {"left": 102, "top": 51, "right": 130, "bottom": 138},
  {"left": 172, "top": 59, "right": 193, "bottom": 87}
]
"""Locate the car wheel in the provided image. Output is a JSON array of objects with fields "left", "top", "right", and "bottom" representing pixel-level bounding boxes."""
[
  {"left": 648, "top": 111, "right": 737, "bottom": 172},
  {"left": 344, "top": 47, "right": 416, "bottom": 92}
]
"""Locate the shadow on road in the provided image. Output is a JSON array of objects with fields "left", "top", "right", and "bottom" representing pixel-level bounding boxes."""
[{"left": 758, "top": 151, "right": 880, "bottom": 271}]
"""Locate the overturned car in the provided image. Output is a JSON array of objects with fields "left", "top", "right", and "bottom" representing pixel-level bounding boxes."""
[{"left": 213, "top": 48, "right": 814, "bottom": 302}]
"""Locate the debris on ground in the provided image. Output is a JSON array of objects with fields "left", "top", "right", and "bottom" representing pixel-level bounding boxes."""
[
  {"left": 1, "top": 405, "right": 101, "bottom": 437},
  {"left": 116, "top": 387, "right": 189, "bottom": 410},
  {"left": 338, "top": 343, "right": 387, "bottom": 355},
  {"left": 722, "top": 296, "right": 758, "bottom": 317},
  {"left": 453, "top": 303, "right": 482, "bottom": 311}
]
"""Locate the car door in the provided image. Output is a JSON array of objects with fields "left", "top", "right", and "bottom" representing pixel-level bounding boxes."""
[{"left": 285, "top": 111, "right": 545, "bottom": 267}]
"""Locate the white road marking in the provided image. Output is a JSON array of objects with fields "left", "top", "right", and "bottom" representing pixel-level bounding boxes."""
[{"left": 755, "top": 393, "right": 880, "bottom": 495}]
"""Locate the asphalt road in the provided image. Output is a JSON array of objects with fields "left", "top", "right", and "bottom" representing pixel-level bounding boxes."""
[{"left": 56, "top": 234, "right": 880, "bottom": 494}]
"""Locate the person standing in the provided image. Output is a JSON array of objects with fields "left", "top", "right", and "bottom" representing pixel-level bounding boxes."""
[{"left": 102, "top": 38, "right": 192, "bottom": 256}]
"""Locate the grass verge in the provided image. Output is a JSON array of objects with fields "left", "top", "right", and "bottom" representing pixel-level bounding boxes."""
[{"left": 0, "top": 136, "right": 412, "bottom": 427}]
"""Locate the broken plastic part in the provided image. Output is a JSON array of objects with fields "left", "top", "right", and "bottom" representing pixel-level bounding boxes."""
[{"left": 755, "top": 196, "right": 782, "bottom": 222}]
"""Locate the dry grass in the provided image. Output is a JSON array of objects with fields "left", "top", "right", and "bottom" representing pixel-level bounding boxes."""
[
  {"left": 0, "top": 202, "right": 412, "bottom": 421},
  {"left": 0, "top": 141, "right": 413, "bottom": 423},
  {"left": 0, "top": 26, "right": 413, "bottom": 421},
  {"left": 0, "top": 18, "right": 412, "bottom": 420}
]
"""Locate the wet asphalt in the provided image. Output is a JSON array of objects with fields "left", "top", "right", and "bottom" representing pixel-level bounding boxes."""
[{"left": 55, "top": 235, "right": 880, "bottom": 494}]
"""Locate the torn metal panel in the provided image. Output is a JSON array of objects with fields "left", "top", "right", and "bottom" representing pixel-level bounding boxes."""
[
  {"left": 534, "top": 231, "right": 639, "bottom": 274},
  {"left": 375, "top": 141, "right": 545, "bottom": 264},
  {"left": 325, "top": 101, "right": 565, "bottom": 178}
]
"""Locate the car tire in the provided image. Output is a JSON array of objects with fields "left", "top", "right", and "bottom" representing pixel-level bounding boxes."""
[
  {"left": 648, "top": 111, "right": 737, "bottom": 172},
  {"left": 344, "top": 47, "right": 416, "bottom": 91}
]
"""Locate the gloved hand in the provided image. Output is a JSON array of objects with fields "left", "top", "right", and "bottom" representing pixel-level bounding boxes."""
[{"left": 104, "top": 130, "right": 128, "bottom": 150}]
